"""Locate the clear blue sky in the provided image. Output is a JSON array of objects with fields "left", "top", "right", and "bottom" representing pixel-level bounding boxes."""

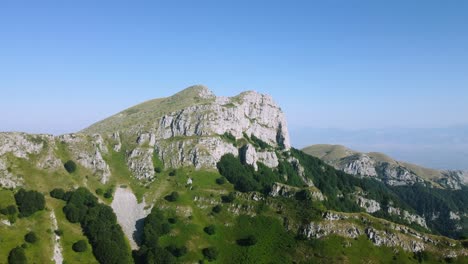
[{"left": 1, "top": 1, "right": 467, "bottom": 138}]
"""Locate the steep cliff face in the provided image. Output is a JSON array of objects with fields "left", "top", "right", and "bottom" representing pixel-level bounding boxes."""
[{"left": 0, "top": 86, "right": 291, "bottom": 183}]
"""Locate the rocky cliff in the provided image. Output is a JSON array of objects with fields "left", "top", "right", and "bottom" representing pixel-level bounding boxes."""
[{"left": 0, "top": 86, "right": 290, "bottom": 185}]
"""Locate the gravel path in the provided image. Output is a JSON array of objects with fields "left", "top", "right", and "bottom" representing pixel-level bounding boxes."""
[
  {"left": 111, "top": 187, "right": 150, "bottom": 249},
  {"left": 50, "top": 210, "right": 63, "bottom": 264}
]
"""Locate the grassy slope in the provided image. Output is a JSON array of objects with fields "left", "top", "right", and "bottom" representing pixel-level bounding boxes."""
[{"left": 81, "top": 85, "right": 215, "bottom": 135}]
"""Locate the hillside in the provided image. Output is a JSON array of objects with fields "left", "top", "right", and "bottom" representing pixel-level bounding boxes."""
[
  {"left": 0, "top": 86, "right": 467, "bottom": 264},
  {"left": 303, "top": 144, "right": 468, "bottom": 189}
]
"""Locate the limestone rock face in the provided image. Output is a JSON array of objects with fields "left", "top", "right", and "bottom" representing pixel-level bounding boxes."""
[
  {"left": 0, "top": 133, "right": 45, "bottom": 158},
  {"left": 1, "top": 86, "right": 291, "bottom": 182},
  {"left": 240, "top": 144, "right": 279, "bottom": 171},
  {"left": 59, "top": 134, "right": 112, "bottom": 183},
  {"left": 341, "top": 154, "right": 377, "bottom": 177},
  {"left": 356, "top": 196, "right": 381, "bottom": 213}
]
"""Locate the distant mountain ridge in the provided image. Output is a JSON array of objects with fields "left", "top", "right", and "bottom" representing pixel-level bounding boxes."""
[{"left": 302, "top": 144, "right": 468, "bottom": 189}]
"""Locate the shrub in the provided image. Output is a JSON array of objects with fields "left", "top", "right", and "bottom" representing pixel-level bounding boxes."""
[
  {"left": 169, "top": 170, "right": 176, "bottom": 176},
  {"left": 8, "top": 246, "right": 27, "bottom": 264},
  {"left": 221, "top": 192, "right": 236, "bottom": 203},
  {"left": 95, "top": 188, "right": 103, "bottom": 195},
  {"left": 54, "top": 229, "right": 64, "bottom": 236},
  {"left": 25, "top": 231, "right": 38, "bottom": 243},
  {"left": 168, "top": 217, "right": 177, "bottom": 224},
  {"left": 72, "top": 240, "right": 88, "bottom": 252},
  {"left": 166, "top": 245, "right": 188, "bottom": 257},
  {"left": 154, "top": 167, "right": 162, "bottom": 173},
  {"left": 215, "top": 177, "right": 226, "bottom": 185},
  {"left": 64, "top": 160, "right": 77, "bottom": 173},
  {"left": 50, "top": 188, "right": 66, "bottom": 200},
  {"left": 165, "top": 192, "right": 179, "bottom": 202},
  {"left": 237, "top": 235, "right": 257, "bottom": 246},
  {"left": 203, "top": 225, "right": 215, "bottom": 235},
  {"left": 14, "top": 189, "right": 45, "bottom": 217},
  {"left": 0, "top": 205, "right": 17, "bottom": 215},
  {"left": 212, "top": 205, "right": 222, "bottom": 214},
  {"left": 103, "top": 188, "right": 113, "bottom": 199},
  {"left": 202, "top": 247, "right": 218, "bottom": 261}
]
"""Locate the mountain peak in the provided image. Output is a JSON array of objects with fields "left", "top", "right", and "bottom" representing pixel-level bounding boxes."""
[{"left": 173, "top": 85, "right": 215, "bottom": 99}]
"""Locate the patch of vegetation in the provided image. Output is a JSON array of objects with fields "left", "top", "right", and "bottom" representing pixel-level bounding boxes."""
[
  {"left": 236, "top": 234, "right": 257, "bottom": 246},
  {"left": 72, "top": 240, "right": 88, "bottom": 252},
  {"left": 204, "top": 225, "right": 216, "bottom": 235},
  {"left": 220, "top": 132, "right": 237, "bottom": 146},
  {"left": 61, "top": 187, "right": 132, "bottom": 263},
  {"left": 215, "top": 177, "right": 226, "bottom": 185},
  {"left": 64, "top": 160, "right": 77, "bottom": 173},
  {"left": 24, "top": 231, "right": 38, "bottom": 244},
  {"left": 0, "top": 204, "right": 17, "bottom": 215},
  {"left": 14, "top": 188, "right": 45, "bottom": 217},
  {"left": 133, "top": 208, "right": 176, "bottom": 264},
  {"left": 165, "top": 191, "right": 179, "bottom": 202},
  {"left": 50, "top": 188, "right": 66, "bottom": 200},
  {"left": 212, "top": 205, "right": 222, "bottom": 214},
  {"left": 8, "top": 246, "right": 27, "bottom": 264},
  {"left": 202, "top": 247, "right": 218, "bottom": 261},
  {"left": 221, "top": 192, "right": 236, "bottom": 203}
]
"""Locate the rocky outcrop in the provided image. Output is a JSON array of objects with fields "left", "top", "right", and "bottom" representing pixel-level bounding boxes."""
[
  {"left": 240, "top": 144, "right": 279, "bottom": 171},
  {"left": 356, "top": 196, "right": 381, "bottom": 213},
  {"left": 300, "top": 211, "right": 465, "bottom": 256},
  {"left": 439, "top": 170, "right": 468, "bottom": 190},
  {"left": 59, "top": 134, "right": 111, "bottom": 183},
  {"left": 354, "top": 195, "right": 427, "bottom": 228},
  {"left": 269, "top": 182, "right": 324, "bottom": 201},
  {"left": 341, "top": 154, "right": 378, "bottom": 177}
]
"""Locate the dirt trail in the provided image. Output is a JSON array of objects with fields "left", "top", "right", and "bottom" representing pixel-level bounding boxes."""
[{"left": 50, "top": 210, "right": 63, "bottom": 264}]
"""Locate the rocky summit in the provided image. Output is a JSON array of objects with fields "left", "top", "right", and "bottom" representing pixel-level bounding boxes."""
[{"left": 1, "top": 86, "right": 467, "bottom": 263}]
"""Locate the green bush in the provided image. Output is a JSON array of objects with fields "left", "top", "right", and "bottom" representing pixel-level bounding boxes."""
[
  {"left": 103, "top": 188, "right": 113, "bottom": 199},
  {"left": 212, "top": 205, "right": 222, "bottom": 214},
  {"left": 202, "top": 247, "right": 218, "bottom": 261},
  {"left": 237, "top": 235, "right": 257, "bottom": 246},
  {"left": 72, "top": 240, "right": 88, "bottom": 252},
  {"left": 165, "top": 245, "right": 188, "bottom": 257},
  {"left": 169, "top": 170, "right": 177, "bottom": 176},
  {"left": 64, "top": 160, "right": 77, "bottom": 173},
  {"left": 25, "top": 231, "right": 38, "bottom": 243},
  {"left": 221, "top": 192, "right": 236, "bottom": 203},
  {"left": 95, "top": 188, "right": 103, "bottom": 195},
  {"left": 215, "top": 177, "right": 226, "bottom": 185},
  {"left": 165, "top": 192, "right": 179, "bottom": 202},
  {"left": 154, "top": 167, "right": 162, "bottom": 173},
  {"left": 50, "top": 188, "right": 66, "bottom": 200},
  {"left": 0, "top": 205, "right": 17, "bottom": 215},
  {"left": 14, "top": 189, "right": 45, "bottom": 217},
  {"left": 54, "top": 229, "right": 64, "bottom": 236},
  {"left": 8, "top": 246, "right": 27, "bottom": 264},
  {"left": 203, "top": 225, "right": 215, "bottom": 235}
]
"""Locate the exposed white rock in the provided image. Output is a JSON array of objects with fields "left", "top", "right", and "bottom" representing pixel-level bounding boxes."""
[
  {"left": 128, "top": 148, "right": 155, "bottom": 180},
  {"left": 0, "top": 133, "right": 44, "bottom": 159},
  {"left": 0, "top": 159, "right": 23, "bottom": 188},
  {"left": 155, "top": 137, "right": 238, "bottom": 170},
  {"left": 240, "top": 144, "right": 279, "bottom": 171},
  {"left": 111, "top": 188, "right": 151, "bottom": 249},
  {"left": 342, "top": 154, "right": 377, "bottom": 177},
  {"left": 112, "top": 132, "right": 122, "bottom": 152},
  {"left": 356, "top": 196, "right": 381, "bottom": 213},
  {"left": 287, "top": 157, "right": 314, "bottom": 187},
  {"left": 449, "top": 211, "right": 461, "bottom": 220},
  {"left": 59, "top": 134, "right": 111, "bottom": 183},
  {"left": 269, "top": 182, "right": 324, "bottom": 201},
  {"left": 50, "top": 210, "right": 63, "bottom": 264}
]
